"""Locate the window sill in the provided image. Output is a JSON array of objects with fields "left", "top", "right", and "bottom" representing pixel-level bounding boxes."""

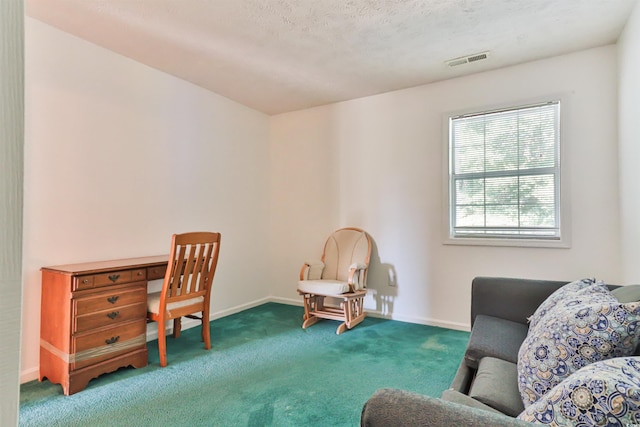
[{"left": 443, "top": 236, "right": 571, "bottom": 249}]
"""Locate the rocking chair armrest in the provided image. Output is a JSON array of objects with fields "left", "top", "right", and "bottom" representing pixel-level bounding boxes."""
[
  {"left": 300, "top": 260, "right": 325, "bottom": 280},
  {"left": 348, "top": 263, "right": 368, "bottom": 290}
]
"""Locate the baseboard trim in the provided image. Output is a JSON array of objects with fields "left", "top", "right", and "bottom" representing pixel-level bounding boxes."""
[
  {"left": 20, "top": 367, "right": 39, "bottom": 385},
  {"left": 364, "top": 309, "right": 470, "bottom": 332},
  {"left": 269, "top": 296, "right": 302, "bottom": 306}
]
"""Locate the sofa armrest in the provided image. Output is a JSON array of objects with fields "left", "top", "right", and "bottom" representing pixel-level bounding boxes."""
[
  {"left": 471, "top": 277, "right": 568, "bottom": 327},
  {"left": 360, "top": 388, "right": 530, "bottom": 427}
]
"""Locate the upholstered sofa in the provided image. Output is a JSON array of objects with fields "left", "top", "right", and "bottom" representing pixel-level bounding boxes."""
[{"left": 361, "top": 277, "right": 640, "bottom": 427}]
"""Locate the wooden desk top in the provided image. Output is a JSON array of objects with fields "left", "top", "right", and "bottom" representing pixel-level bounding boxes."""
[{"left": 41, "top": 255, "right": 169, "bottom": 275}]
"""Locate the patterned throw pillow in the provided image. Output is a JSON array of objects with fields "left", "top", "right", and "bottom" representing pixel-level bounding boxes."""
[
  {"left": 527, "top": 278, "right": 609, "bottom": 331},
  {"left": 518, "top": 300, "right": 640, "bottom": 407},
  {"left": 518, "top": 357, "right": 640, "bottom": 426}
]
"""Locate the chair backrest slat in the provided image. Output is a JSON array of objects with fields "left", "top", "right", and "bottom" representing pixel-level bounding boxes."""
[
  {"left": 169, "top": 244, "right": 187, "bottom": 298},
  {"left": 162, "top": 232, "right": 221, "bottom": 303},
  {"left": 192, "top": 245, "right": 204, "bottom": 293},
  {"left": 184, "top": 243, "right": 198, "bottom": 294}
]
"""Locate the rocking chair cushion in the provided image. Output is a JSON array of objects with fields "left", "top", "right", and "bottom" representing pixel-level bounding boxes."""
[
  {"left": 147, "top": 292, "right": 205, "bottom": 317},
  {"left": 298, "top": 279, "right": 351, "bottom": 295}
]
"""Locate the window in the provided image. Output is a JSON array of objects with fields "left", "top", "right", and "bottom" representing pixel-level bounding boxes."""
[{"left": 446, "top": 101, "right": 564, "bottom": 245}]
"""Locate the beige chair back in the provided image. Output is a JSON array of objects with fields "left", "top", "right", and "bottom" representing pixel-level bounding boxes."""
[{"left": 321, "top": 227, "right": 371, "bottom": 284}]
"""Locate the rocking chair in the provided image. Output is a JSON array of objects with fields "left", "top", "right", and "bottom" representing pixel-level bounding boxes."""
[{"left": 297, "top": 227, "right": 372, "bottom": 334}]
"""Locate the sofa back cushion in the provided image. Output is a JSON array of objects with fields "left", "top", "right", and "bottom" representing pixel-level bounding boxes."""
[
  {"left": 464, "top": 315, "right": 529, "bottom": 370},
  {"left": 612, "top": 285, "right": 640, "bottom": 304},
  {"left": 471, "top": 277, "right": 568, "bottom": 327}
]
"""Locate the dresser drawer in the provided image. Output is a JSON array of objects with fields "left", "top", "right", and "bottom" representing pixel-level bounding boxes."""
[
  {"left": 147, "top": 265, "right": 167, "bottom": 280},
  {"left": 74, "top": 275, "right": 95, "bottom": 290},
  {"left": 94, "top": 269, "right": 147, "bottom": 286},
  {"left": 74, "top": 268, "right": 146, "bottom": 290},
  {"left": 72, "top": 320, "right": 146, "bottom": 370},
  {"left": 74, "top": 302, "right": 146, "bottom": 333},
  {"left": 74, "top": 286, "right": 146, "bottom": 315}
]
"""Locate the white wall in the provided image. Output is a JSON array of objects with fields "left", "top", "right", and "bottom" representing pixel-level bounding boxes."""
[
  {"left": 269, "top": 107, "right": 340, "bottom": 298},
  {"left": 619, "top": 2, "right": 640, "bottom": 283},
  {"left": 22, "top": 18, "right": 271, "bottom": 382},
  {"left": 1, "top": 1, "right": 23, "bottom": 424},
  {"left": 270, "top": 46, "right": 622, "bottom": 330}
]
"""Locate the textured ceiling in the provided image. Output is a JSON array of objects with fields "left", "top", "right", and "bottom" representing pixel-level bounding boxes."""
[{"left": 26, "top": 0, "right": 638, "bottom": 115}]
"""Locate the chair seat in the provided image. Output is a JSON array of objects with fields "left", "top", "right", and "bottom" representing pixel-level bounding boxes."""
[
  {"left": 147, "top": 292, "right": 204, "bottom": 316},
  {"left": 298, "top": 279, "right": 351, "bottom": 296}
]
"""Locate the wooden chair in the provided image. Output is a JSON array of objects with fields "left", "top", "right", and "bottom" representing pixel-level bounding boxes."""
[
  {"left": 147, "top": 232, "right": 221, "bottom": 367},
  {"left": 297, "top": 227, "right": 372, "bottom": 334}
]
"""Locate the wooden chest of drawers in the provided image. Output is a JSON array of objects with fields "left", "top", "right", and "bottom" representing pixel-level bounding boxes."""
[{"left": 39, "top": 255, "right": 167, "bottom": 395}]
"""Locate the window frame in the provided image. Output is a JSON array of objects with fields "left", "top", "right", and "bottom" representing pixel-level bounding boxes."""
[{"left": 442, "top": 95, "right": 571, "bottom": 248}]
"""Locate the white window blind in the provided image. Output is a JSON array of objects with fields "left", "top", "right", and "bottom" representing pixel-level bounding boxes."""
[{"left": 449, "top": 101, "right": 560, "bottom": 240}]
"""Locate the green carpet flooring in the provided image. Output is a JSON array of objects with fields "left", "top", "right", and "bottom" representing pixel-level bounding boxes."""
[{"left": 19, "top": 303, "right": 469, "bottom": 427}]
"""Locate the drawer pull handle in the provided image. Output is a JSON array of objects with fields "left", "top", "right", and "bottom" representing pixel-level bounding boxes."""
[
  {"left": 108, "top": 274, "right": 120, "bottom": 282},
  {"left": 106, "top": 311, "right": 120, "bottom": 320},
  {"left": 83, "top": 279, "right": 89, "bottom": 284},
  {"left": 105, "top": 336, "right": 120, "bottom": 345},
  {"left": 107, "top": 296, "right": 119, "bottom": 304}
]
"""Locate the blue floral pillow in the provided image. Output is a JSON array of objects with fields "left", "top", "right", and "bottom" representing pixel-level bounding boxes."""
[
  {"left": 518, "top": 300, "right": 640, "bottom": 407},
  {"left": 518, "top": 357, "right": 640, "bottom": 426},
  {"left": 527, "top": 278, "right": 609, "bottom": 331}
]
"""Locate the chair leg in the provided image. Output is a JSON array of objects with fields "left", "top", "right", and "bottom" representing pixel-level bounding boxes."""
[
  {"left": 202, "top": 310, "right": 211, "bottom": 350},
  {"left": 158, "top": 320, "right": 168, "bottom": 367},
  {"left": 302, "top": 293, "right": 312, "bottom": 321},
  {"left": 336, "top": 298, "right": 351, "bottom": 335},
  {"left": 336, "top": 322, "right": 348, "bottom": 335},
  {"left": 336, "top": 296, "right": 366, "bottom": 335},
  {"left": 172, "top": 318, "right": 182, "bottom": 339},
  {"left": 302, "top": 315, "right": 320, "bottom": 329},
  {"left": 301, "top": 294, "right": 323, "bottom": 329}
]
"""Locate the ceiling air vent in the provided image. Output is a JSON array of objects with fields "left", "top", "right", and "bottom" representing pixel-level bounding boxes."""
[{"left": 446, "top": 51, "right": 490, "bottom": 67}]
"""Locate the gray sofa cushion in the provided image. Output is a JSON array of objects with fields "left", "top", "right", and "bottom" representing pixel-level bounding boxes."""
[
  {"left": 464, "top": 315, "right": 529, "bottom": 369},
  {"left": 468, "top": 357, "right": 524, "bottom": 417},
  {"left": 612, "top": 284, "right": 640, "bottom": 303},
  {"left": 441, "top": 389, "right": 502, "bottom": 414}
]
